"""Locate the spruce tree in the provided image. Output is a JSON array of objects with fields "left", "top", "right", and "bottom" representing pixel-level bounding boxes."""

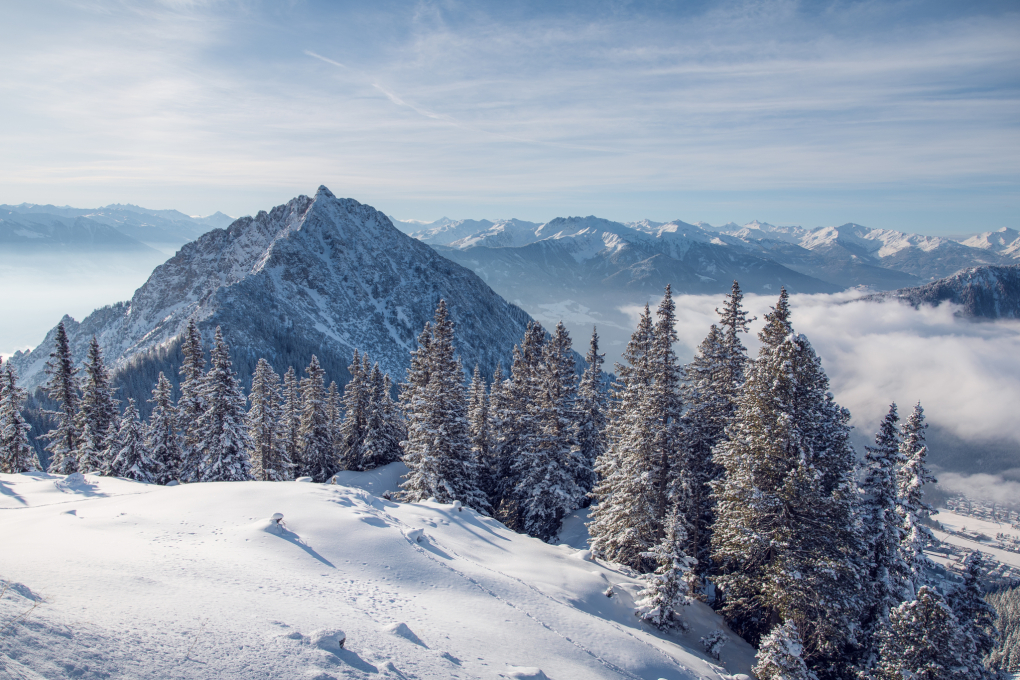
[
  {"left": 897, "top": 402, "right": 937, "bottom": 600},
  {"left": 858, "top": 403, "right": 909, "bottom": 673},
  {"left": 754, "top": 621, "right": 817, "bottom": 680},
  {"left": 466, "top": 365, "right": 493, "bottom": 493},
  {"left": 575, "top": 327, "right": 607, "bottom": 504},
  {"left": 78, "top": 336, "right": 119, "bottom": 473},
  {"left": 195, "top": 328, "right": 252, "bottom": 482},
  {"left": 588, "top": 304, "right": 656, "bottom": 569},
  {"left": 949, "top": 552, "right": 998, "bottom": 679},
  {"left": 247, "top": 358, "right": 288, "bottom": 481},
  {"left": 682, "top": 281, "right": 752, "bottom": 578},
  {"left": 511, "top": 321, "right": 581, "bottom": 541},
  {"left": 634, "top": 508, "right": 694, "bottom": 631},
  {"left": 336, "top": 351, "right": 368, "bottom": 471},
  {"left": 710, "top": 289, "right": 864, "bottom": 673},
  {"left": 76, "top": 422, "right": 103, "bottom": 473},
  {"left": 177, "top": 320, "right": 206, "bottom": 482},
  {"left": 43, "top": 321, "right": 80, "bottom": 474},
  {"left": 280, "top": 366, "right": 302, "bottom": 478},
  {"left": 361, "top": 366, "right": 404, "bottom": 469},
  {"left": 147, "top": 372, "right": 183, "bottom": 484},
  {"left": 648, "top": 285, "right": 686, "bottom": 537},
  {"left": 0, "top": 362, "right": 41, "bottom": 473},
  {"left": 874, "top": 586, "right": 967, "bottom": 680},
  {"left": 326, "top": 379, "right": 342, "bottom": 465},
  {"left": 399, "top": 300, "right": 488, "bottom": 512},
  {"left": 298, "top": 355, "right": 334, "bottom": 482},
  {"left": 108, "top": 399, "right": 155, "bottom": 482},
  {"left": 485, "top": 362, "right": 510, "bottom": 509}
]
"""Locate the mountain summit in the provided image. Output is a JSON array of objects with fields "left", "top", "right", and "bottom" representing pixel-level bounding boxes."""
[{"left": 12, "top": 187, "right": 532, "bottom": 397}]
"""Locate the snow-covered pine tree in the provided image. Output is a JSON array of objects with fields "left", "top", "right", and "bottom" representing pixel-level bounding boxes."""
[
  {"left": 710, "top": 289, "right": 864, "bottom": 674},
  {"left": 588, "top": 304, "right": 658, "bottom": 569},
  {"left": 511, "top": 321, "right": 581, "bottom": 541},
  {"left": 399, "top": 300, "right": 489, "bottom": 512},
  {"left": 43, "top": 321, "right": 80, "bottom": 474},
  {"left": 484, "top": 362, "right": 509, "bottom": 508},
  {"left": 195, "top": 327, "right": 252, "bottom": 482},
  {"left": 682, "top": 281, "right": 752, "bottom": 578},
  {"left": 948, "top": 552, "right": 998, "bottom": 679},
  {"left": 897, "top": 402, "right": 937, "bottom": 600},
  {"left": 78, "top": 336, "right": 120, "bottom": 474},
  {"left": 753, "top": 621, "right": 817, "bottom": 680},
  {"left": 574, "top": 327, "right": 607, "bottom": 504},
  {"left": 337, "top": 350, "right": 368, "bottom": 471},
  {"left": 147, "top": 372, "right": 183, "bottom": 485},
  {"left": 361, "top": 365, "right": 404, "bottom": 470},
  {"left": 0, "top": 361, "right": 41, "bottom": 473},
  {"left": 298, "top": 355, "right": 334, "bottom": 482},
  {"left": 635, "top": 508, "right": 695, "bottom": 631},
  {"left": 280, "top": 366, "right": 302, "bottom": 478},
  {"left": 247, "top": 358, "right": 287, "bottom": 481},
  {"left": 857, "top": 403, "right": 909, "bottom": 673},
  {"left": 326, "top": 379, "right": 342, "bottom": 462},
  {"left": 177, "top": 319, "right": 206, "bottom": 482},
  {"left": 466, "top": 365, "right": 493, "bottom": 493},
  {"left": 76, "top": 422, "right": 103, "bottom": 473},
  {"left": 108, "top": 399, "right": 155, "bottom": 482},
  {"left": 873, "top": 586, "right": 967, "bottom": 680}
]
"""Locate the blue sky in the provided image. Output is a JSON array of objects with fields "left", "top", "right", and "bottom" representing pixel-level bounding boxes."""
[{"left": 1, "top": 0, "right": 1017, "bottom": 234}]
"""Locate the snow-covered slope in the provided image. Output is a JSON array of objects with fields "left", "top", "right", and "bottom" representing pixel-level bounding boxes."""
[
  {"left": 0, "top": 210, "right": 161, "bottom": 254},
  {"left": 862, "top": 264, "right": 1020, "bottom": 319},
  {"left": 960, "top": 227, "right": 1020, "bottom": 260},
  {"left": 9, "top": 187, "right": 533, "bottom": 397},
  {"left": 0, "top": 469, "right": 755, "bottom": 679}
]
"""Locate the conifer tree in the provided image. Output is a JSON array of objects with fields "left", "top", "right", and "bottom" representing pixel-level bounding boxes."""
[
  {"left": 298, "top": 355, "right": 334, "bottom": 482},
  {"left": 897, "top": 402, "right": 937, "bottom": 600},
  {"left": 648, "top": 285, "right": 686, "bottom": 534},
  {"left": 247, "top": 358, "right": 288, "bottom": 481},
  {"left": 858, "top": 403, "right": 909, "bottom": 673},
  {"left": 711, "top": 289, "right": 864, "bottom": 672},
  {"left": 177, "top": 320, "right": 206, "bottom": 482},
  {"left": 874, "top": 586, "right": 967, "bottom": 680},
  {"left": 280, "top": 366, "right": 302, "bottom": 478},
  {"left": 467, "top": 365, "right": 493, "bottom": 492},
  {"left": 43, "top": 321, "right": 80, "bottom": 474},
  {"left": 575, "top": 327, "right": 607, "bottom": 503},
  {"left": 78, "top": 336, "right": 119, "bottom": 473},
  {"left": 76, "top": 422, "right": 103, "bottom": 473},
  {"left": 399, "top": 300, "right": 488, "bottom": 512},
  {"left": 108, "top": 399, "right": 155, "bottom": 482},
  {"left": 337, "top": 350, "right": 369, "bottom": 471},
  {"left": 634, "top": 509, "right": 694, "bottom": 631},
  {"left": 361, "top": 366, "right": 404, "bottom": 469},
  {"left": 511, "top": 321, "right": 581, "bottom": 541},
  {"left": 326, "top": 379, "right": 342, "bottom": 463},
  {"left": 0, "top": 362, "right": 41, "bottom": 473},
  {"left": 682, "top": 281, "right": 752, "bottom": 577},
  {"left": 195, "top": 328, "right": 252, "bottom": 482},
  {"left": 949, "top": 552, "right": 998, "bottom": 679},
  {"left": 588, "top": 304, "right": 657, "bottom": 569},
  {"left": 485, "top": 362, "right": 510, "bottom": 508},
  {"left": 754, "top": 621, "right": 817, "bottom": 680},
  {"left": 147, "top": 372, "right": 183, "bottom": 485}
]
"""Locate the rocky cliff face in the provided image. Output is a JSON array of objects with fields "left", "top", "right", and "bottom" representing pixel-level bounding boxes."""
[
  {"left": 11, "top": 187, "right": 534, "bottom": 397},
  {"left": 862, "top": 265, "right": 1020, "bottom": 319}
]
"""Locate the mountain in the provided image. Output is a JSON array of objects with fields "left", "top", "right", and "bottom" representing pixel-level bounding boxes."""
[
  {"left": 959, "top": 227, "right": 1020, "bottom": 259},
  {"left": 862, "top": 264, "right": 1020, "bottom": 320},
  {"left": 10, "top": 187, "right": 534, "bottom": 408},
  {"left": 0, "top": 210, "right": 160, "bottom": 254},
  {"left": 0, "top": 203, "right": 224, "bottom": 254},
  {"left": 0, "top": 466, "right": 756, "bottom": 679}
]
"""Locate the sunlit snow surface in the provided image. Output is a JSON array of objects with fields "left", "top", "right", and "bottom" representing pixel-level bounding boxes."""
[{"left": 0, "top": 467, "right": 753, "bottom": 679}]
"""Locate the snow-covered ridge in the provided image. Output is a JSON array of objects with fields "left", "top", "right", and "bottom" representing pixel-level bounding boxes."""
[{"left": 0, "top": 468, "right": 755, "bottom": 679}]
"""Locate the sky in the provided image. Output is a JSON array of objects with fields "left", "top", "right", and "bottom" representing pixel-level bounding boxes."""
[{"left": 1, "top": 0, "right": 1018, "bottom": 234}]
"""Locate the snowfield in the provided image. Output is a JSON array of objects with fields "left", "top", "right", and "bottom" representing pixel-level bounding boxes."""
[{"left": 0, "top": 466, "right": 754, "bottom": 679}]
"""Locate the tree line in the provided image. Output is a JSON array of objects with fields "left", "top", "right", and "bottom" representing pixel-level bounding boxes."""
[{"left": 0, "top": 284, "right": 1006, "bottom": 678}]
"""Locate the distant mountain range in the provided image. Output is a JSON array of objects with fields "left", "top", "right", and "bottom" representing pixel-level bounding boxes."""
[
  {"left": 0, "top": 203, "right": 233, "bottom": 255},
  {"left": 10, "top": 189, "right": 536, "bottom": 415}
]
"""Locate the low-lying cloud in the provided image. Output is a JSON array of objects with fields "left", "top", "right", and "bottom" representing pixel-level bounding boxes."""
[{"left": 624, "top": 292, "right": 1020, "bottom": 450}]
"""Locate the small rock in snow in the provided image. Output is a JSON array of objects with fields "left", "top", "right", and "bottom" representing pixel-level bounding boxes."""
[
  {"left": 506, "top": 666, "right": 550, "bottom": 679},
  {"left": 295, "top": 477, "right": 313, "bottom": 483},
  {"left": 309, "top": 628, "right": 346, "bottom": 651},
  {"left": 382, "top": 622, "right": 427, "bottom": 647},
  {"left": 404, "top": 528, "right": 424, "bottom": 543},
  {"left": 452, "top": 500, "right": 463, "bottom": 511}
]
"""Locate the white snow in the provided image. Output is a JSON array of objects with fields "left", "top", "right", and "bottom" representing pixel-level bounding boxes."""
[{"left": 1, "top": 467, "right": 754, "bottom": 679}]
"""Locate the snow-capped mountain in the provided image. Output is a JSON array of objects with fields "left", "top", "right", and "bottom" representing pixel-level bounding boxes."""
[
  {"left": 401, "top": 217, "right": 497, "bottom": 244},
  {"left": 864, "top": 264, "right": 1020, "bottom": 320},
  {"left": 959, "top": 227, "right": 1020, "bottom": 259},
  {"left": 10, "top": 187, "right": 533, "bottom": 399}
]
